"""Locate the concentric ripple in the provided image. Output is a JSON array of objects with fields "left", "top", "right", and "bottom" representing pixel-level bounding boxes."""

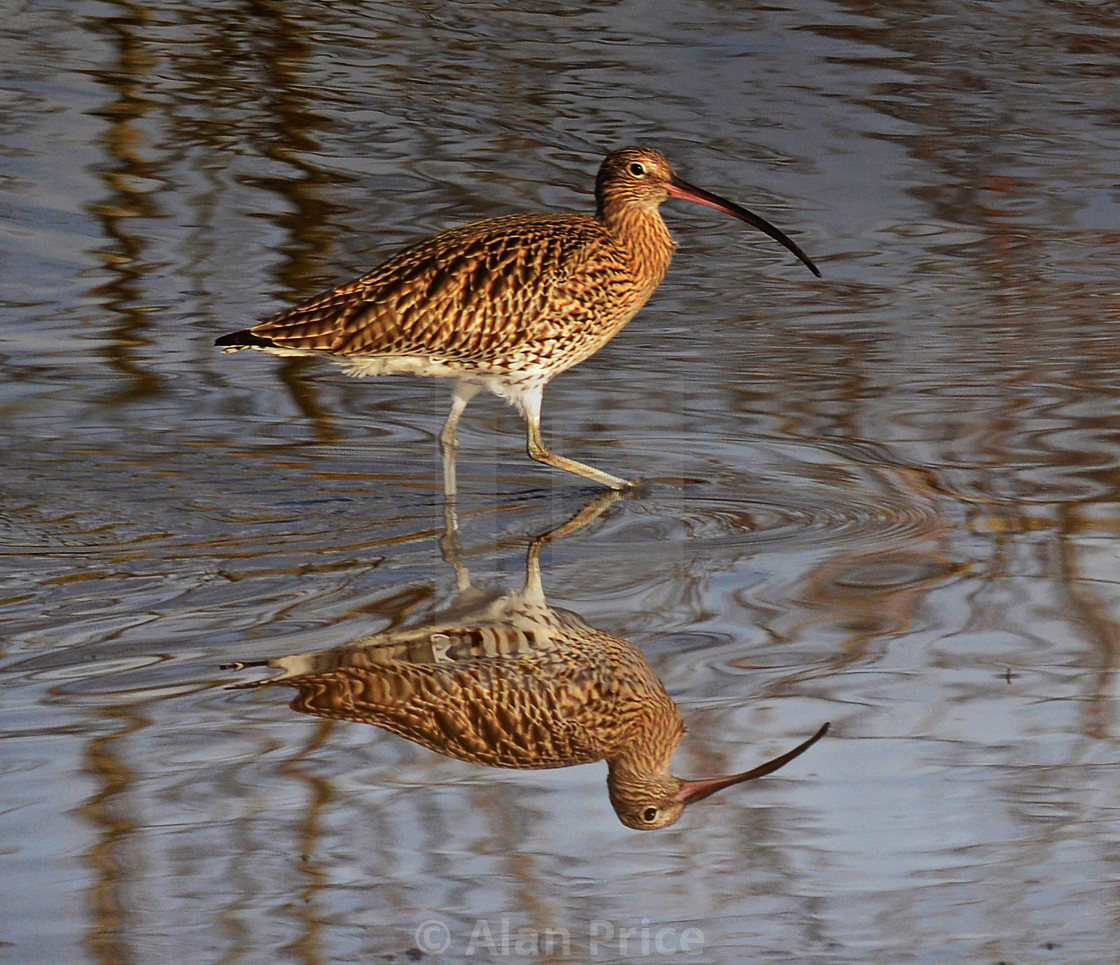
[{"left": 593, "top": 455, "right": 949, "bottom": 556}]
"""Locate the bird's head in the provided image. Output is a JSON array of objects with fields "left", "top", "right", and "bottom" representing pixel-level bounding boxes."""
[
  {"left": 607, "top": 722, "right": 829, "bottom": 830},
  {"left": 596, "top": 146, "right": 820, "bottom": 277}
]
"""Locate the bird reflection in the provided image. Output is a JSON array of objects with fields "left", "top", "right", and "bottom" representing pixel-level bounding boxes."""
[{"left": 230, "top": 493, "right": 827, "bottom": 829}]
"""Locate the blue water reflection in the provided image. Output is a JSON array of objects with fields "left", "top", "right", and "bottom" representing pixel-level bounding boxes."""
[{"left": 2, "top": 1, "right": 1119, "bottom": 963}]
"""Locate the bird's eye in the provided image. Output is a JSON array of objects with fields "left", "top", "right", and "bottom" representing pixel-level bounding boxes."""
[
  {"left": 628, "top": 162, "right": 646, "bottom": 177},
  {"left": 641, "top": 807, "right": 658, "bottom": 823}
]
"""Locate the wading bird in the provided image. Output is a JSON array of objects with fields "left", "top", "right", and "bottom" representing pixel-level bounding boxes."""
[{"left": 217, "top": 147, "right": 819, "bottom": 492}]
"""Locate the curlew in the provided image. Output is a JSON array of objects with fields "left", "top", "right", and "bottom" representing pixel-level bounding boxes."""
[
  {"left": 216, "top": 147, "right": 820, "bottom": 492},
  {"left": 229, "top": 492, "right": 828, "bottom": 829}
]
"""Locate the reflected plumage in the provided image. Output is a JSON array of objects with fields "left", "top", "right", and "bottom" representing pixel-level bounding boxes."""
[
  {"left": 230, "top": 495, "right": 828, "bottom": 829},
  {"left": 217, "top": 147, "right": 819, "bottom": 491}
]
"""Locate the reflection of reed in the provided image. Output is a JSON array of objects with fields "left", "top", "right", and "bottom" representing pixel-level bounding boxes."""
[
  {"left": 86, "top": 6, "right": 163, "bottom": 403},
  {"left": 232, "top": 493, "right": 826, "bottom": 829}
]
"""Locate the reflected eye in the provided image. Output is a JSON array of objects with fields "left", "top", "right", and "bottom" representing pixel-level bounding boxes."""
[
  {"left": 628, "top": 162, "right": 646, "bottom": 177},
  {"left": 641, "top": 806, "right": 658, "bottom": 823}
]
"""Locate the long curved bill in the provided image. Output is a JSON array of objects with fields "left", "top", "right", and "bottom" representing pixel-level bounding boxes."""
[
  {"left": 675, "top": 721, "right": 829, "bottom": 807},
  {"left": 666, "top": 175, "right": 821, "bottom": 277}
]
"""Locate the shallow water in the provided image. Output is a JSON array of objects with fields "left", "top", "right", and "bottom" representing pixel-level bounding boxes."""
[{"left": 3, "top": 1, "right": 1120, "bottom": 963}]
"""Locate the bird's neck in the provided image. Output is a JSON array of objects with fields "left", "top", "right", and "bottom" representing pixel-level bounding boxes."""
[
  {"left": 598, "top": 202, "right": 676, "bottom": 294},
  {"left": 603, "top": 692, "right": 685, "bottom": 780}
]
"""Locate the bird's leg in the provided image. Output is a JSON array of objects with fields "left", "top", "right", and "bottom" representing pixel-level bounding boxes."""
[
  {"left": 520, "top": 388, "right": 632, "bottom": 490},
  {"left": 440, "top": 382, "right": 482, "bottom": 499},
  {"left": 439, "top": 498, "right": 472, "bottom": 594},
  {"left": 439, "top": 383, "right": 482, "bottom": 591}
]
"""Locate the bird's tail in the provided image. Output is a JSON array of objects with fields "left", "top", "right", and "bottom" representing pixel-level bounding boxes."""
[{"left": 215, "top": 330, "right": 276, "bottom": 352}]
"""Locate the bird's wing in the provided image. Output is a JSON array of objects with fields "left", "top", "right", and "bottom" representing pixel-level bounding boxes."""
[
  {"left": 245, "top": 213, "right": 625, "bottom": 361},
  {"left": 275, "top": 660, "right": 609, "bottom": 769}
]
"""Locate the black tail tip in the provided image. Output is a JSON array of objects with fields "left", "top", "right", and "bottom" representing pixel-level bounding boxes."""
[{"left": 215, "top": 330, "right": 274, "bottom": 349}]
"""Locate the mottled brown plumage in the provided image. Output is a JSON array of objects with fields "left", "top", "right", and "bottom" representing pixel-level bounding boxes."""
[
  {"left": 217, "top": 147, "right": 819, "bottom": 490},
  {"left": 230, "top": 496, "right": 828, "bottom": 829}
]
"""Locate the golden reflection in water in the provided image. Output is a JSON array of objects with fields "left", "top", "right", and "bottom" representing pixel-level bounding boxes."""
[
  {"left": 75, "top": 707, "right": 147, "bottom": 965},
  {"left": 85, "top": 2, "right": 164, "bottom": 403},
  {"left": 86, "top": 1, "right": 342, "bottom": 433},
  {"left": 230, "top": 492, "right": 828, "bottom": 830}
]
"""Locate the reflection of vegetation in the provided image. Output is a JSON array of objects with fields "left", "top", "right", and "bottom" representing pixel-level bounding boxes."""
[
  {"left": 85, "top": 5, "right": 164, "bottom": 403},
  {"left": 231, "top": 493, "right": 827, "bottom": 829},
  {"left": 86, "top": 3, "right": 341, "bottom": 426}
]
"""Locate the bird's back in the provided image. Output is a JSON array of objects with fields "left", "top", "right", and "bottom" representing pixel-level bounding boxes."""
[
  {"left": 240, "top": 612, "right": 682, "bottom": 771},
  {"left": 239, "top": 212, "right": 661, "bottom": 379}
]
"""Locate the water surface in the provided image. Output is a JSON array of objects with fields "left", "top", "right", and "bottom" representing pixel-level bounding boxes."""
[{"left": 2, "top": 2, "right": 1119, "bottom": 963}]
